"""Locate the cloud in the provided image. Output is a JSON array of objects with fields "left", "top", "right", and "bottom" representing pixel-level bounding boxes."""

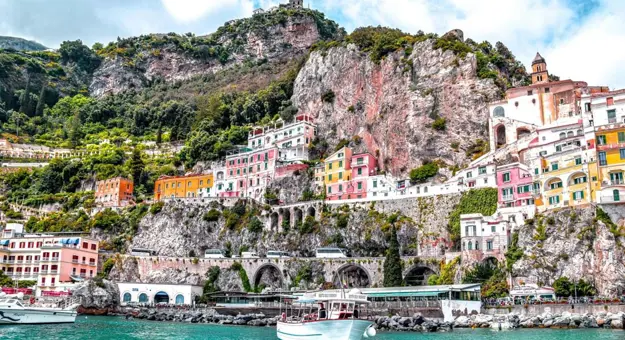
[{"left": 161, "top": 0, "right": 241, "bottom": 23}]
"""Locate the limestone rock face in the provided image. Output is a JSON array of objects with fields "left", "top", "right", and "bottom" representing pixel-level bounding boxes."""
[
  {"left": 292, "top": 41, "right": 501, "bottom": 177},
  {"left": 73, "top": 279, "right": 119, "bottom": 312},
  {"left": 90, "top": 15, "right": 326, "bottom": 97},
  {"left": 512, "top": 207, "right": 625, "bottom": 295}
]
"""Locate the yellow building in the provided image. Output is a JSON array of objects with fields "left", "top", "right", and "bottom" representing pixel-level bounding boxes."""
[
  {"left": 595, "top": 126, "right": 625, "bottom": 203},
  {"left": 154, "top": 173, "right": 214, "bottom": 201},
  {"left": 323, "top": 147, "right": 352, "bottom": 185}
]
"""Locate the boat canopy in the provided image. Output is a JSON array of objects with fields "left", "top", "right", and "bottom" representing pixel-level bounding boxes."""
[{"left": 365, "top": 291, "right": 440, "bottom": 298}]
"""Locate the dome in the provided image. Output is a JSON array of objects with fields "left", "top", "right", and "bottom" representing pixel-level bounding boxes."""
[{"left": 532, "top": 52, "right": 546, "bottom": 65}]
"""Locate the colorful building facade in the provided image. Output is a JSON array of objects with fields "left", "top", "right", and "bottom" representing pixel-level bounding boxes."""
[
  {"left": 154, "top": 173, "right": 214, "bottom": 201},
  {"left": 94, "top": 177, "right": 134, "bottom": 207},
  {"left": 0, "top": 224, "right": 99, "bottom": 293}
]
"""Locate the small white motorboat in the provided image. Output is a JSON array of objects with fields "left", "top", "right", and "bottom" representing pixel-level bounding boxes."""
[
  {"left": 0, "top": 298, "right": 78, "bottom": 324},
  {"left": 277, "top": 289, "right": 377, "bottom": 340}
]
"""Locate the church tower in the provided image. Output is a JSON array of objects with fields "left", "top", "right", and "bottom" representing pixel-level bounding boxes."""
[{"left": 531, "top": 52, "right": 548, "bottom": 84}]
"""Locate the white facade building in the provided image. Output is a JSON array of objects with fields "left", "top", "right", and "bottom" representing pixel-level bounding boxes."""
[
  {"left": 460, "top": 213, "right": 511, "bottom": 264},
  {"left": 118, "top": 283, "right": 203, "bottom": 305}
]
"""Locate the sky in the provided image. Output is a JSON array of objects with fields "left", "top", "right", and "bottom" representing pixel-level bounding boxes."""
[{"left": 1, "top": 0, "right": 624, "bottom": 88}]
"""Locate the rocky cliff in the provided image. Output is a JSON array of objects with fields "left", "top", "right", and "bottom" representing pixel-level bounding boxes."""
[
  {"left": 512, "top": 208, "right": 625, "bottom": 295},
  {"left": 0, "top": 36, "right": 47, "bottom": 51},
  {"left": 90, "top": 9, "right": 343, "bottom": 97},
  {"left": 292, "top": 40, "right": 500, "bottom": 177}
]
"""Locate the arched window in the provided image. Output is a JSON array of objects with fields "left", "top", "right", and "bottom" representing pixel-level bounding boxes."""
[
  {"left": 493, "top": 106, "right": 505, "bottom": 118},
  {"left": 123, "top": 293, "right": 131, "bottom": 302},
  {"left": 577, "top": 129, "right": 583, "bottom": 136},
  {"left": 139, "top": 293, "right": 148, "bottom": 303},
  {"left": 175, "top": 294, "right": 184, "bottom": 305},
  {"left": 559, "top": 132, "right": 566, "bottom": 140},
  {"left": 567, "top": 131, "right": 574, "bottom": 138},
  {"left": 475, "top": 241, "right": 480, "bottom": 250},
  {"left": 468, "top": 241, "right": 473, "bottom": 250}
]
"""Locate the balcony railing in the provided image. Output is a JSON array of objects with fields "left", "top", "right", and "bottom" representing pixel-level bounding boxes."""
[
  {"left": 89, "top": 262, "right": 96, "bottom": 266},
  {"left": 600, "top": 195, "right": 623, "bottom": 204},
  {"left": 597, "top": 142, "right": 625, "bottom": 151},
  {"left": 502, "top": 195, "right": 514, "bottom": 202},
  {"left": 72, "top": 259, "right": 79, "bottom": 264},
  {"left": 51, "top": 257, "right": 59, "bottom": 262},
  {"left": 48, "top": 270, "right": 58, "bottom": 274},
  {"left": 41, "top": 257, "right": 50, "bottom": 262}
]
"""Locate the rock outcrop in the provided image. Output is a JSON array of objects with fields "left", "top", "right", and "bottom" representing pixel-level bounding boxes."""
[
  {"left": 73, "top": 278, "right": 120, "bottom": 315},
  {"left": 292, "top": 41, "right": 501, "bottom": 177},
  {"left": 512, "top": 208, "right": 625, "bottom": 295}
]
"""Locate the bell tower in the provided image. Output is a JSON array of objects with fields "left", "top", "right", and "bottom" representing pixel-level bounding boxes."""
[{"left": 531, "top": 52, "right": 548, "bottom": 84}]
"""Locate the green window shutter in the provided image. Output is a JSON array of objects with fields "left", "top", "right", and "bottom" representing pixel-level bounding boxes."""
[
  {"left": 619, "top": 132, "right": 625, "bottom": 143},
  {"left": 535, "top": 168, "right": 539, "bottom": 175},
  {"left": 339, "top": 172, "right": 343, "bottom": 179}
]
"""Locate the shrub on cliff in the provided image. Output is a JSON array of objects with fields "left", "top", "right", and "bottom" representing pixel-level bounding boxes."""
[
  {"left": 504, "top": 232, "right": 523, "bottom": 272},
  {"left": 431, "top": 117, "right": 446, "bottom": 131},
  {"left": 383, "top": 225, "right": 403, "bottom": 287},
  {"left": 149, "top": 201, "right": 165, "bottom": 214},
  {"left": 231, "top": 262, "right": 252, "bottom": 292},
  {"left": 248, "top": 217, "right": 263, "bottom": 233},
  {"left": 409, "top": 162, "right": 439, "bottom": 184},
  {"left": 321, "top": 90, "right": 335, "bottom": 103},
  {"left": 203, "top": 209, "right": 221, "bottom": 222}
]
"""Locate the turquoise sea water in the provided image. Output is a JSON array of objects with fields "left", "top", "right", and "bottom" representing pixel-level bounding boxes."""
[{"left": 1, "top": 316, "right": 624, "bottom": 339}]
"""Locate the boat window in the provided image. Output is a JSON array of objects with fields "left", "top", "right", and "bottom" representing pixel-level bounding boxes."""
[
  {"left": 7, "top": 299, "right": 15, "bottom": 304},
  {"left": 331, "top": 302, "right": 340, "bottom": 311},
  {"left": 15, "top": 301, "right": 23, "bottom": 307}
]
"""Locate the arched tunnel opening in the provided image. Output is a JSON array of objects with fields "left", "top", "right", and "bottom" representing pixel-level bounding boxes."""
[
  {"left": 254, "top": 265, "right": 284, "bottom": 291},
  {"left": 404, "top": 266, "right": 436, "bottom": 286},
  {"left": 270, "top": 212, "right": 279, "bottom": 232},
  {"left": 332, "top": 264, "right": 371, "bottom": 288}
]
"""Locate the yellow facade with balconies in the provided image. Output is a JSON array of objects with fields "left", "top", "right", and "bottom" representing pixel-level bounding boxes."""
[{"left": 323, "top": 147, "right": 352, "bottom": 185}]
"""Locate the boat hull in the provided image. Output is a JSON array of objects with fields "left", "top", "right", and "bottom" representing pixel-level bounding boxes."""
[
  {"left": 277, "top": 319, "right": 374, "bottom": 340},
  {"left": 0, "top": 308, "right": 77, "bottom": 324}
]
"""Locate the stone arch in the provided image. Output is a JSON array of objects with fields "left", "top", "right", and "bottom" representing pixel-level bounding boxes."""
[
  {"left": 270, "top": 212, "right": 279, "bottom": 231},
  {"left": 544, "top": 177, "right": 563, "bottom": 190},
  {"left": 482, "top": 256, "right": 499, "bottom": 267},
  {"left": 307, "top": 206, "right": 316, "bottom": 219},
  {"left": 280, "top": 209, "right": 291, "bottom": 230},
  {"left": 567, "top": 171, "right": 587, "bottom": 186},
  {"left": 495, "top": 125, "right": 506, "bottom": 149},
  {"left": 138, "top": 293, "right": 149, "bottom": 303},
  {"left": 294, "top": 207, "right": 303, "bottom": 227},
  {"left": 332, "top": 263, "right": 371, "bottom": 288},
  {"left": 123, "top": 292, "right": 131, "bottom": 302},
  {"left": 516, "top": 127, "right": 531, "bottom": 139},
  {"left": 559, "top": 132, "right": 566, "bottom": 140},
  {"left": 253, "top": 263, "right": 284, "bottom": 290},
  {"left": 404, "top": 265, "right": 437, "bottom": 286}
]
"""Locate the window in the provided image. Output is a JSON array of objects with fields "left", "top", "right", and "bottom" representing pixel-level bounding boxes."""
[
  {"left": 556, "top": 145, "right": 562, "bottom": 152},
  {"left": 338, "top": 184, "right": 343, "bottom": 192},
  {"left": 517, "top": 185, "right": 531, "bottom": 193},
  {"left": 573, "top": 176, "right": 587, "bottom": 185},
  {"left": 82, "top": 242, "right": 88, "bottom": 249},
  {"left": 527, "top": 90, "right": 533, "bottom": 96},
  {"left": 328, "top": 174, "right": 332, "bottom": 181},
  {"left": 620, "top": 149, "right": 625, "bottom": 160},
  {"left": 545, "top": 87, "right": 550, "bottom": 93},
  {"left": 502, "top": 173, "right": 510, "bottom": 182},
  {"left": 560, "top": 98, "right": 565, "bottom": 105},
  {"left": 328, "top": 163, "right": 333, "bottom": 170},
  {"left": 357, "top": 182, "right": 362, "bottom": 190},
  {"left": 585, "top": 102, "right": 591, "bottom": 112},
  {"left": 608, "top": 109, "right": 617, "bottom": 123},
  {"left": 338, "top": 172, "right": 343, "bottom": 180},
  {"left": 328, "top": 187, "right": 332, "bottom": 193},
  {"left": 573, "top": 191, "right": 584, "bottom": 200},
  {"left": 338, "top": 153, "right": 344, "bottom": 158},
  {"left": 535, "top": 168, "right": 539, "bottom": 175},
  {"left": 610, "top": 172, "right": 623, "bottom": 184},
  {"left": 357, "top": 168, "right": 362, "bottom": 175},
  {"left": 619, "top": 132, "right": 625, "bottom": 143},
  {"left": 466, "top": 172, "right": 472, "bottom": 178},
  {"left": 548, "top": 195, "right": 560, "bottom": 205},
  {"left": 373, "top": 180, "right": 378, "bottom": 188},
  {"left": 607, "top": 97, "right": 614, "bottom": 106},
  {"left": 599, "top": 151, "right": 607, "bottom": 166},
  {"left": 614, "top": 190, "right": 621, "bottom": 202},
  {"left": 491, "top": 225, "right": 496, "bottom": 232},
  {"left": 597, "top": 135, "right": 607, "bottom": 145},
  {"left": 575, "top": 157, "right": 582, "bottom": 165},
  {"left": 486, "top": 240, "right": 493, "bottom": 250},
  {"left": 549, "top": 181, "right": 563, "bottom": 190},
  {"left": 551, "top": 163, "right": 558, "bottom": 171},
  {"left": 339, "top": 161, "right": 343, "bottom": 168},
  {"left": 559, "top": 132, "right": 566, "bottom": 140},
  {"left": 199, "top": 180, "right": 203, "bottom": 186},
  {"left": 478, "top": 167, "right": 487, "bottom": 175}
]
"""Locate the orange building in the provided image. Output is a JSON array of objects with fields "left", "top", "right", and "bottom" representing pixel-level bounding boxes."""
[
  {"left": 94, "top": 177, "right": 134, "bottom": 207},
  {"left": 154, "top": 173, "right": 214, "bottom": 201}
]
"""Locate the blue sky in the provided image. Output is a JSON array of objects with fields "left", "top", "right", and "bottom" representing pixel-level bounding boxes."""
[{"left": 1, "top": 0, "right": 624, "bottom": 88}]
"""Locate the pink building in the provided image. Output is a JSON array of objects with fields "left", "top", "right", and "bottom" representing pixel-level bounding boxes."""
[
  {"left": 223, "top": 147, "right": 277, "bottom": 200},
  {"left": 497, "top": 162, "right": 536, "bottom": 207},
  {"left": 325, "top": 151, "right": 379, "bottom": 200},
  {"left": 0, "top": 229, "right": 99, "bottom": 294}
]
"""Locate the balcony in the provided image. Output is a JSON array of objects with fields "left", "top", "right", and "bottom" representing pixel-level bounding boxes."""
[
  {"left": 89, "top": 262, "right": 96, "bottom": 267},
  {"left": 41, "top": 257, "right": 50, "bottom": 262},
  {"left": 600, "top": 195, "right": 624, "bottom": 204},
  {"left": 72, "top": 259, "right": 79, "bottom": 264},
  {"left": 51, "top": 257, "right": 59, "bottom": 262},
  {"left": 502, "top": 195, "right": 514, "bottom": 202},
  {"left": 597, "top": 142, "right": 625, "bottom": 151}
]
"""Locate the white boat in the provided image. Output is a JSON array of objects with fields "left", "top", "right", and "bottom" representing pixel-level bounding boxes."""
[
  {"left": 277, "top": 289, "right": 377, "bottom": 340},
  {"left": 0, "top": 298, "right": 78, "bottom": 324}
]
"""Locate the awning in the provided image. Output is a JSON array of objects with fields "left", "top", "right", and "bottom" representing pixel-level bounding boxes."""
[
  {"left": 61, "top": 239, "right": 69, "bottom": 244},
  {"left": 71, "top": 238, "right": 80, "bottom": 245},
  {"left": 0, "top": 240, "right": 9, "bottom": 246},
  {"left": 366, "top": 291, "right": 443, "bottom": 298}
]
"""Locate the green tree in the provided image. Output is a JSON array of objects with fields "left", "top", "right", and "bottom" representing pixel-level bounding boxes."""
[
  {"left": 19, "top": 77, "right": 33, "bottom": 116},
  {"left": 409, "top": 162, "right": 438, "bottom": 184},
  {"left": 59, "top": 40, "right": 101, "bottom": 72},
  {"left": 383, "top": 224, "right": 403, "bottom": 287},
  {"left": 35, "top": 86, "right": 46, "bottom": 116},
  {"left": 553, "top": 277, "right": 572, "bottom": 297},
  {"left": 129, "top": 149, "right": 145, "bottom": 190}
]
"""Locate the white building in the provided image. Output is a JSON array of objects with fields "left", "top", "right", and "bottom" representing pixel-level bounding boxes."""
[
  {"left": 460, "top": 213, "right": 511, "bottom": 265},
  {"left": 118, "top": 283, "right": 203, "bottom": 305}
]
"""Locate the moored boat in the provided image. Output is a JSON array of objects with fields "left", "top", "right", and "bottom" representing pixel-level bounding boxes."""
[
  {"left": 277, "top": 289, "right": 377, "bottom": 340},
  {"left": 0, "top": 298, "right": 78, "bottom": 324}
]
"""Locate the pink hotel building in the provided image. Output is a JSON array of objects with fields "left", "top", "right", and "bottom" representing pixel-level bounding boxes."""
[
  {"left": 0, "top": 225, "right": 99, "bottom": 293},
  {"left": 496, "top": 162, "right": 536, "bottom": 208}
]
